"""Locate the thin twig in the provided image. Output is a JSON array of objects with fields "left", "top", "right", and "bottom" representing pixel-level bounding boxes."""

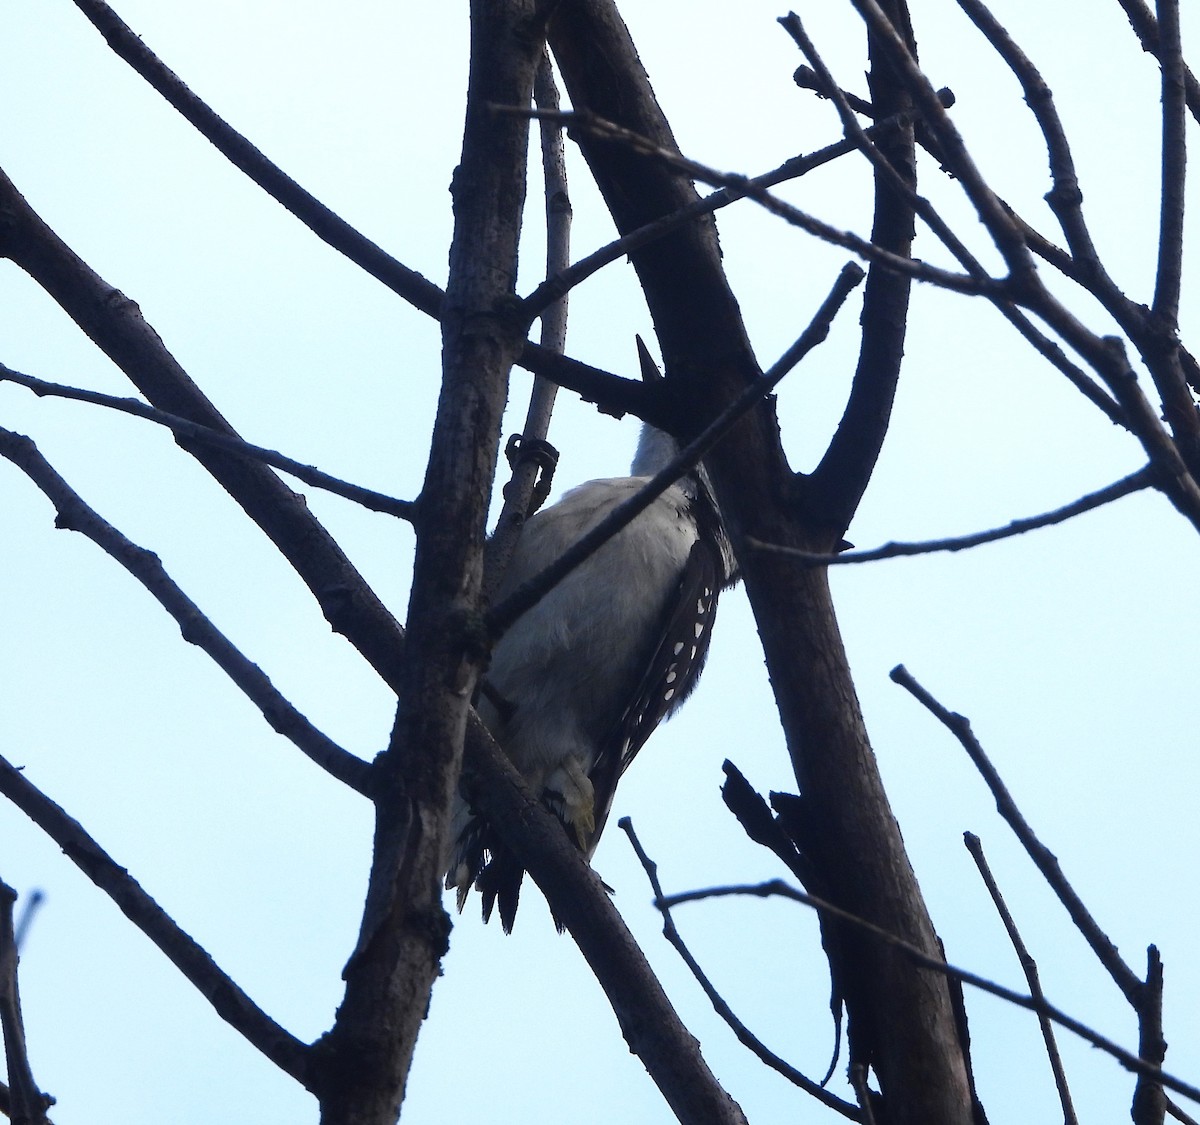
[
  {"left": 485, "top": 51, "right": 571, "bottom": 598},
  {"left": 0, "top": 363, "right": 416, "bottom": 520},
  {"left": 69, "top": 0, "right": 443, "bottom": 316},
  {"left": 1168, "top": 1097, "right": 1200, "bottom": 1125},
  {"left": 65, "top": 0, "right": 645, "bottom": 425},
  {"left": 1152, "top": 0, "right": 1187, "bottom": 326},
  {"left": 619, "top": 819, "right": 861, "bottom": 1120},
  {"left": 952, "top": 0, "right": 1102, "bottom": 271},
  {"left": 0, "top": 427, "right": 371, "bottom": 795},
  {"left": 487, "top": 262, "right": 865, "bottom": 635},
  {"left": 499, "top": 105, "right": 994, "bottom": 296},
  {"left": 0, "top": 881, "right": 52, "bottom": 1124},
  {"left": 13, "top": 890, "right": 44, "bottom": 952},
  {"left": 0, "top": 758, "right": 312, "bottom": 1086},
  {"left": 749, "top": 465, "right": 1154, "bottom": 565},
  {"left": 964, "top": 833, "right": 1078, "bottom": 1125},
  {"left": 521, "top": 106, "right": 922, "bottom": 318},
  {"left": 661, "top": 879, "right": 1200, "bottom": 1105},
  {"left": 783, "top": 10, "right": 1128, "bottom": 429},
  {"left": 889, "top": 665, "right": 1146, "bottom": 1006}
]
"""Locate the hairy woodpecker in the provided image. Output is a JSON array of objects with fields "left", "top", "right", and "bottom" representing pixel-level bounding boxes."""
[{"left": 445, "top": 424, "right": 736, "bottom": 930}]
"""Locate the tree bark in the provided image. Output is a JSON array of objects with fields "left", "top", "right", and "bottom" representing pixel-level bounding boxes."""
[
  {"left": 548, "top": 3, "right": 978, "bottom": 1120},
  {"left": 312, "top": 4, "right": 546, "bottom": 1121}
]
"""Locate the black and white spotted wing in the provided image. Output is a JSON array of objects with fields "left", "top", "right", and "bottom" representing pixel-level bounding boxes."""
[{"left": 585, "top": 534, "right": 724, "bottom": 841}]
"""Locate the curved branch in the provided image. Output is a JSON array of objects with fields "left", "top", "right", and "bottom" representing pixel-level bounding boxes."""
[
  {"left": 0, "top": 426, "right": 371, "bottom": 795},
  {"left": 620, "top": 819, "right": 861, "bottom": 1120},
  {"left": 0, "top": 757, "right": 312, "bottom": 1088}
]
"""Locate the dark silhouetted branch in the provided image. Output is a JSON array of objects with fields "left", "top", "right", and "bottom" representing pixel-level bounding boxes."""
[
  {"left": 662, "top": 879, "right": 1200, "bottom": 1104},
  {"left": 620, "top": 818, "right": 861, "bottom": 1120},
  {"left": 889, "top": 665, "right": 1146, "bottom": 1005},
  {"left": 0, "top": 881, "right": 52, "bottom": 1125},
  {"left": 964, "top": 833, "right": 1078, "bottom": 1125},
  {"left": 488, "top": 263, "right": 865, "bottom": 636},
  {"left": 0, "top": 363, "right": 416, "bottom": 521},
  {"left": 458, "top": 721, "right": 748, "bottom": 1125},
  {"left": 0, "top": 426, "right": 370, "bottom": 795},
  {"left": 749, "top": 465, "right": 1154, "bottom": 566},
  {"left": 500, "top": 105, "right": 993, "bottom": 296},
  {"left": 0, "top": 762, "right": 312, "bottom": 1087}
]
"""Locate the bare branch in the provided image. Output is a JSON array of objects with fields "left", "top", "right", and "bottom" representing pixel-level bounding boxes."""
[
  {"left": 963, "top": 833, "right": 1078, "bottom": 1125},
  {"left": 458, "top": 722, "right": 749, "bottom": 1125},
  {"left": 501, "top": 105, "right": 996, "bottom": 296},
  {"left": 68, "top": 0, "right": 444, "bottom": 317},
  {"left": 521, "top": 106, "right": 924, "bottom": 318},
  {"left": 1152, "top": 0, "right": 1187, "bottom": 327},
  {"left": 0, "top": 426, "right": 371, "bottom": 795},
  {"left": 1114, "top": 0, "right": 1200, "bottom": 123},
  {"left": 0, "top": 164, "right": 411, "bottom": 693},
  {"left": 0, "top": 363, "right": 416, "bottom": 521},
  {"left": 65, "top": 0, "right": 650, "bottom": 429},
  {"left": 485, "top": 51, "right": 572, "bottom": 598},
  {"left": 750, "top": 465, "right": 1154, "bottom": 565},
  {"left": 0, "top": 881, "right": 52, "bottom": 1125},
  {"left": 661, "top": 880, "right": 1200, "bottom": 1105},
  {"left": 619, "top": 818, "right": 862, "bottom": 1120},
  {"left": 487, "top": 263, "right": 866, "bottom": 636},
  {"left": 0, "top": 760, "right": 312, "bottom": 1086},
  {"left": 1133, "top": 945, "right": 1168, "bottom": 1125},
  {"left": 783, "top": 11, "right": 1129, "bottom": 435},
  {"left": 888, "top": 665, "right": 1146, "bottom": 1005}
]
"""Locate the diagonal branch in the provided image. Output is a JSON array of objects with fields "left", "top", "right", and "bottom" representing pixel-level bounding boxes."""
[
  {"left": 620, "top": 819, "right": 861, "bottom": 1120},
  {"left": 0, "top": 163, "right": 411, "bottom": 694},
  {"left": 662, "top": 879, "right": 1200, "bottom": 1105},
  {"left": 0, "top": 426, "right": 371, "bottom": 795},
  {"left": 458, "top": 719, "right": 749, "bottom": 1125},
  {"left": 0, "top": 363, "right": 416, "bottom": 521},
  {"left": 0, "top": 758, "right": 312, "bottom": 1087},
  {"left": 749, "top": 465, "right": 1154, "bottom": 566},
  {"left": 504, "top": 105, "right": 994, "bottom": 296},
  {"left": 963, "top": 834, "right": 1078, "bottom": 1125},
  {"left": 487, "top": 264, "right": 865, "bottom": 636},
  {"left": 65, "top": 0, "right": 647, "bottom": 428},
  {"left": 521, "top": 106, "right": 925, "bottom": 319},
  {"left": 889, "top": 665, "right": 1146, "bottom": 1005}
]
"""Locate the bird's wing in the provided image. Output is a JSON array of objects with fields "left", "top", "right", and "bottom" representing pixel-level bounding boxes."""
[{"left": 586, "top": 534, "right": 724, "bottom": 843}]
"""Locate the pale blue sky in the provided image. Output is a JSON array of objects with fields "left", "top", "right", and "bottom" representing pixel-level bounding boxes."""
[{"left": 2, "top": 2, "right": 1197, "bottom": 1122}]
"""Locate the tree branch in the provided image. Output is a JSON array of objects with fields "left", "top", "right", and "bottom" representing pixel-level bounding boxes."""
[
  {"left": 0, "top": 881, "right": 52, "bottom": 1125},
  {"left": 457, "top": 720, "right": 748, "bottom": 1125},
  {"left": 620, "top": 818, "right": 861, "bottom": 1120},
  {"left": 748, "top": 465, "right": 1154, "bottom": 566},
  {"left": 0, "top": 164, "right": 410, "bottom": 694},
  {"left": 661, "top": 879, "right": 1200, "bottom": 1105},
  {"left": 0, "top": 363, "right": 416, "bottom": 521},
  {"left": 889, "top": 665, "right": 1147, "bottom": 1005},
  {"left": 487, "top": 264, "right": 865, "bottom": 636},
  {"left": 0, "top": 427, "right": 371, "bottom": 795},
  {"left": 0, "top": 760, "right": 312, "bottom": 1088},
  {"left": 963, "top": 834, "right": 1078, "bottom": 1125}
]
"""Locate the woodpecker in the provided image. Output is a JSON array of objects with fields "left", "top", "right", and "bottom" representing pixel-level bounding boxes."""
[{"left": 444, "top": 423, "right": 736, "bottom": 930}]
